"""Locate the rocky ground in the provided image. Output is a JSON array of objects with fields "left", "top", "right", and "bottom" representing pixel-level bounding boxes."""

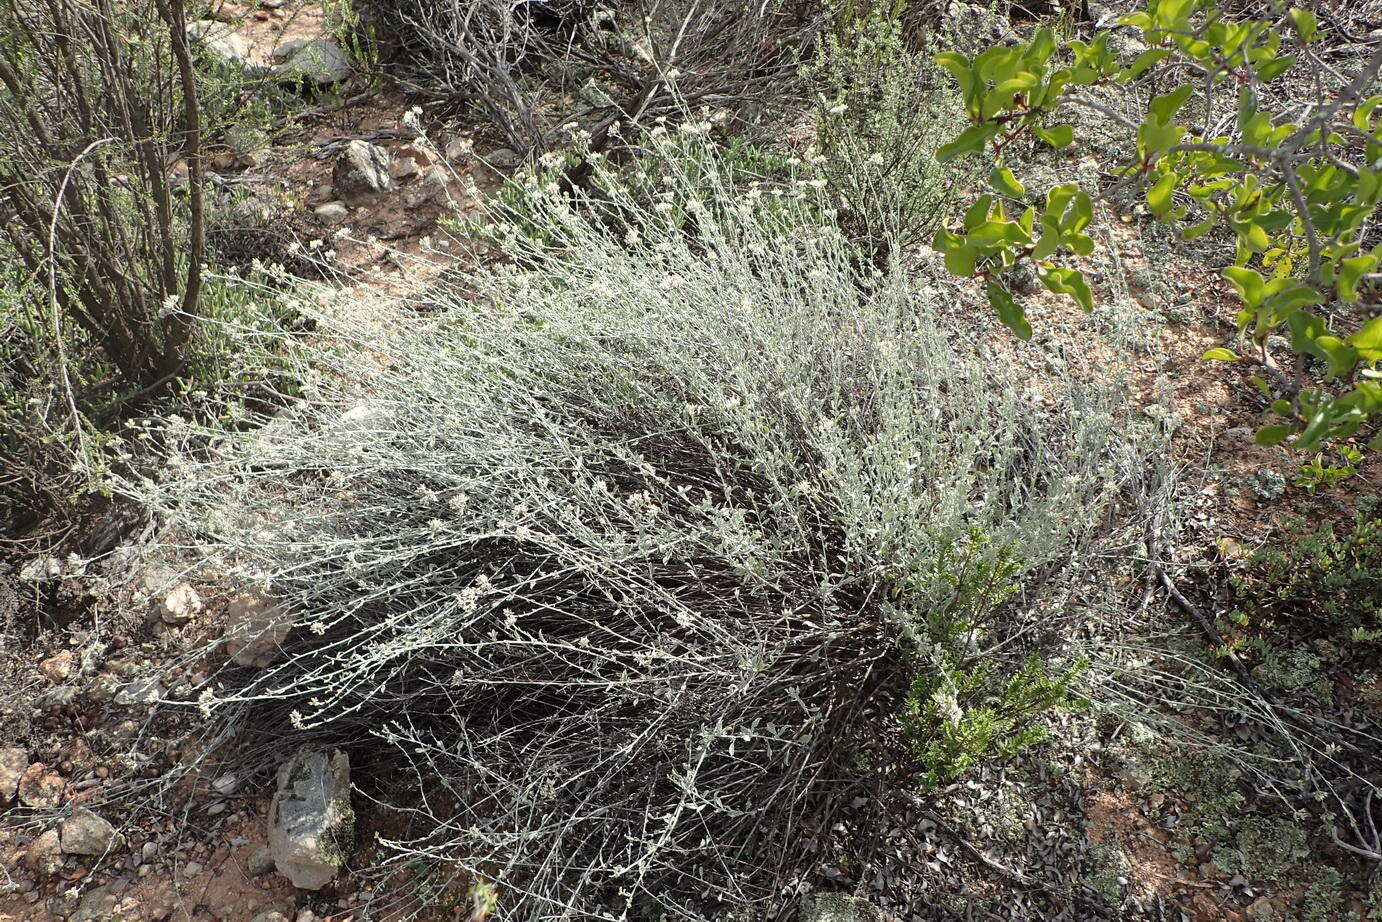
[{"left": 1, "top": 1, "right": 1379, "bottom": 920}]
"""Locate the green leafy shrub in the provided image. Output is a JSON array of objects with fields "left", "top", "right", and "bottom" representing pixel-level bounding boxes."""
[
  {"left": 905, "top": 651, "right": 1083, "bottom": 788},
  {"left": 931, "top": 0, "right": 1382, "bottom": 459},
  {"left": 1223, "top": 503, "right": 1382, "bottom": 676},
  {"left": 0, "top": 0, "right": 209, "bottom": 531},
  {"left": 127, "top": 127, "right": 1144, "bottom": 919},
  {"left": 0, "top": 0, "right": 296, "bottom": 534},
  {"left": 804, "top": 0, "right": 967, "bottom": 258}
]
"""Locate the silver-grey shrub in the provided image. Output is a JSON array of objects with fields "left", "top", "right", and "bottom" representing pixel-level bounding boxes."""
[{"left": 132, "top": 129, "right": 1144, "bottom": 919}]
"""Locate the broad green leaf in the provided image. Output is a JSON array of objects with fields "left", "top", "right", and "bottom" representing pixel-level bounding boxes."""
[
  {"left": 1034, "top": 124, "right": 1074, "bottom": 148},
  {"left": 988, "top": 166, "right": 1027, "bottom": 199},
  {"left": 1223, "top": 266, "right": 1265, "bottom": 306},
  {"left": 1201, "top": 347, "right": 1240, "bottom": 361},
  {"left": 1315, "top": 335, "right": 1359, "bottom": 377},
  {"left": 1287, "top": 309, "right": 1327, "bottom": 357},
  {"left": 1123, "top": 48, "right": 1171, "bottom": 80},
  {"left": 1039, "top": 266, "right": 1095, "bottom": 312},
  {"left": 1255, "top": 54, "right": 1296, "bottom": 82},
  {"left": 1289, "top": 9, "right": 1317, "bottom": 42},
  {"left": 1138, "top": 118, "right": 1184, "bottom": 156},
  {"left": 1293, "top": 409, "right": 1333, "bottom": 450},
  {"left": 1024, "top": 27, "right": 1056, "bottom": 67},
  {"left": 1031, "top": 230, "right": 1059, "bottom": 259},
  {"left": 938, "top": 124, "right": 996, "bottom": 162},
  {"left": 1182, "top": 217, "right": 1216, "bottom": 240},
  {"left": 1147, "top": 172, "right": 1177, "bottom": 216},
  {"left": 987, "top": 280, "right": 1032, "bottom": 340},
  {"left": 1350, "top": 316, "right": 1382, "bottom": 360},
  {"left": 1262, "top": 280, "right": 1323, "bottom": 320},
  {"left": 1255, "top": 424, "right": 1295, "bottom": 446},
  {"left": 1354, "top": 95, "right": 1382, "bottom": 132},
  {"left": 1148, "top": 85, "right": 1194, "bottom": 123},
  {"left": 963, "top": 195, "right": 994, "bottom": 230},
  {"left": 967, "top": 219, "right": 1030, "bottom": 248},
  {"left": 1338, "top": 255, "right": 1378, "bottom": 301},
  {"left": 935, "top": 52, "right": 972, "bottom": 80},
  {"left": 932, "top": 228, "right": 963, "bottom": 253},
  {"left": 945, "top": 244, "right": 979, "bottom": 277}
]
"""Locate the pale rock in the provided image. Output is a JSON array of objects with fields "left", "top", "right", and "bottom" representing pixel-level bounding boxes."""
[
  {"left": 114, "top": 678, "right": 165, "bottom": 706},
  {"left": 212, "top": 772, "right": 241, "bottom": 795},
  {"left": 268, "top": 748, "right": 354, "bottom": 889},
  {"left": 158, "top": 583, "right": 203, "bottom": 625},
  {"left": 223, "top": 590, "right": 292, "bottom": 668},
  {"left": 39, "top": 650, "right": 74, "bottom": 682},
  {"left": 59, "top": 809, "right": 120, "bottom": 856},
  {"left": 247, "top": 843, "right": 276, "bottom": 875},
  {"left": 70, "top": 881, "right": 130, "bottom": 922},
  {"left": 19, "top": 557, "right": 62, "bottom": 582},
  {"left": 481, "top": 147, "right": 521, "bottom": 170},
  {"left": 389, "top": 157, "right": 421, "bottom": 182},
  {"left": 334, "top": 403, "right": 387, "bottom": 433},
  {"left": 209, "top": 3, "right": 242, "bottom": 22},
  {"left": 188, "top": 21, "right": 253, "bottom": 64},
  {"left": 313, "top": 201, "right": 349, "bottom": 225},
  {"left": 268, "top": 37, "right": 312, "bottom": 63},
  {"left": 33, "top": 685, "right": 77, "bottom": 713},
  {"left": 0, "top": 747, "right": 27, "bottom": 801},
  {"left": 390, "top": 143, "right": 434, "bottom": 182},
  {"left": 167, "top": 159, "right": 191, "bottom": 194}
]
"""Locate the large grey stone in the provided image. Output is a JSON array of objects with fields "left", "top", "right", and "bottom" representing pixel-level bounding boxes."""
[
  {"left": 267, "top": 748, "right": 354, "bottom": 889},
  {"left": 332, "top": 140, "right": 393, "bottom": 200},
  {"left": 188, "top": 21, "right": 253, "bottom": 64},
  {"left": 313, "top": 200, "right": 349, "bottom": 226},
  {"left": 69, "top": 881, "right": 130, "bottom": 922},
  {"left": 273, "top": 37, "right": 352, "bottom": 85}
]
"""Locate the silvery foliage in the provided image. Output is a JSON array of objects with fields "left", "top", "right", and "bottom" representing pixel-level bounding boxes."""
[{"left": 132, "top": 127, "right": 1148, "bottom": 919}]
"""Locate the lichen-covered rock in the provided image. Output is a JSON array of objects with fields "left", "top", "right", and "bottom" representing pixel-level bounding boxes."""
[
  {"left": 223, "top": 590, "right": 291, "bottom": 668},
  {"left": 802, "top": 894, "right": 883, "bottom": 922},
  {"left": 69, "top": 881, "right": 131, "bottom": 922},
  {"left": 332, "top": 140, "right": 393, "bottom": 200},
  {"left": 273, "top": 36, "right": 352, "bottom": 85},
  {"left": 268, "top": 748, "right": 354, "bottom": 889},
  {"left": 17, "top": 762, "right": 63, "bottom": 807}
]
